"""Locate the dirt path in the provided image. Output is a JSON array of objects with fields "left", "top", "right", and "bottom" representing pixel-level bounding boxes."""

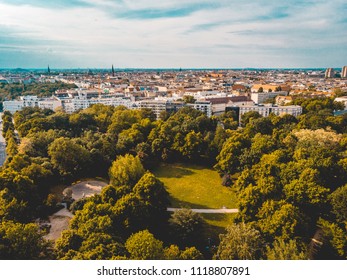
[
  {"left": 66, "top": 180, "right": 108, "bottom": 200},
  {"left": 44, "top": 180, "right": 107, "bottom": 241},
  {"left": 167, "top": 207, "right": 239, "bottom": 213}
]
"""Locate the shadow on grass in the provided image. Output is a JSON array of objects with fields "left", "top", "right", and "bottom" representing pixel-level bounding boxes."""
[
  {"left": 169, "top": 197, "right": 211, "bottom": 209},
  {"left": 154, "top": 164, "right": 195, "bottom": 178}
]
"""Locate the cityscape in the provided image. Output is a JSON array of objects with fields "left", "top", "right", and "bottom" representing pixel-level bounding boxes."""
[
  {"left": 1, "top": 67, "right": 347, "bottom": 120},
  {"left": 0, "top": 0, "right": 347, "bottom": 266}
]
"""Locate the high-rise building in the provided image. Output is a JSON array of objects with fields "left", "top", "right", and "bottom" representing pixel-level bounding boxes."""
[
  {"left": 341, "top": 66, "right": 347, "bottom": 78},
  {"left": 325, "top": 68, "right": 335, "bottom": 78}
]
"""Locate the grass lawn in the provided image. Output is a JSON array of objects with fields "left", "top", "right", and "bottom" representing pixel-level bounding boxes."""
[
  {"left": 153, "top": 162, "right": 237, "bottom": 236},
  {"left": 153, "top": 162, "right": 237, "bottom": 209}
]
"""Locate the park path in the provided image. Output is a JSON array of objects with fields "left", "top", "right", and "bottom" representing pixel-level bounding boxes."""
[
  {"left": 45, "top": 180, "right": 107, "bottom": 241},
  {"left": 167, "top": 207, "right": 239, "bottom": 213}
]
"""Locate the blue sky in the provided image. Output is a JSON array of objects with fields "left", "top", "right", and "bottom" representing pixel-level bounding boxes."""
[{"left": 0, "top": 0, "right": 346, "bottom": 68}]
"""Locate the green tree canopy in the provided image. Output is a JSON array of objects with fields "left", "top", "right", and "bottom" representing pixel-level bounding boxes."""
[
  {"left": 48, "top": 137, "right": 91, "bottom": 178},
  {"left": 109, "top": 154, "right": 145, "bottom": 188},
  {"left": 216, "top": 223, "right": 263, "bottom": 260},
  {"left": 125, "top": 230, "right": 164, "bottom": 260}
]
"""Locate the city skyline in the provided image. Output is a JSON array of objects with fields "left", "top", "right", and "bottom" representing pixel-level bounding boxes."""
[{"left": 0, "top": 0, "right": 346, "bottom": 69}]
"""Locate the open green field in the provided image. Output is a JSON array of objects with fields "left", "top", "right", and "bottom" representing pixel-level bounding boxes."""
[
  {"left": 153, "top": 163, "right": 237, "bottom": 236},
  {"left": 153, "top": 163, "right": 237, "bottom": 209}
]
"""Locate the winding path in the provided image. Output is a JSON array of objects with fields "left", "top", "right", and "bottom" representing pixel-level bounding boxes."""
[{"left": 167, "top": 207, "right": 239, "bottom": 213}]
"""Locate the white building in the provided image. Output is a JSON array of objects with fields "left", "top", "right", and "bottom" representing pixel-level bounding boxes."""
[
  {"left": 38, "top": 98, "right": 62, "bottom": 111},
  {"left": 3, "top": 96, "right": 38, "bottom": 113},
  {"left": 62, "top": 96, "right": 135, "bottom": 113},
  {"left": 3, "top": 100, "right": 25, "bottom": 113},
  {"left": 251, "top": 91, "right": 288, "bottom": 104},
  {"left": 238, "top": 104, "right": 302, "bottom": 122},
  {"left": 189, "top": 101, "right": 212, "bottom": 117},
  {"left": 138, "top": 100, "right": 184, "bottom": 119}
]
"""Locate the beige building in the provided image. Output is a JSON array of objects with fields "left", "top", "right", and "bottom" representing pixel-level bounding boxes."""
[
  {"left": 251, "top": 84, "right": 290, "bottom": 93},
  {"left": 341, "top": 66, "right": 347, "bottom": 78},
  {"left": 325, "top": 68, "right": 335, "bottom": 78}
]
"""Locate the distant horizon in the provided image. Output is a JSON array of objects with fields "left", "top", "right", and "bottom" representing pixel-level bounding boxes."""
[{"left": 1, "top": 66, "right": 346, "bottom": 71}]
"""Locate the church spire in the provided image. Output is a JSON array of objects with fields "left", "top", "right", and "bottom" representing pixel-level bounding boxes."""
[
  {"left": 112, "top": 64, "right": 115, "bottom": 77},
  {"left": 47, "top": 65, "right": 51, "bottom": 74}
]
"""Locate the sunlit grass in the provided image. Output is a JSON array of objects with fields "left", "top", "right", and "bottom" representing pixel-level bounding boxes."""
[{"left": 153, "top": 162, "right": 237, "bottom": 209}]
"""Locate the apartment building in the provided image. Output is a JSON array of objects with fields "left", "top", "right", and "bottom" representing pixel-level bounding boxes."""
[
  {"left": 237, "top": 104, "right": 302, "bottom": 122},
  {"left": 341, "top": 66, "right": 347, "bottom": 78}
]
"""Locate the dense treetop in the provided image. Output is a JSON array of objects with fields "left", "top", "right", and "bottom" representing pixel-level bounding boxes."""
[{"left": 0, "top": 95, "right": 346, "bottom": 260}]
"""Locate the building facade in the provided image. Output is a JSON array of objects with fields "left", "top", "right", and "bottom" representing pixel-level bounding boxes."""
[
  {"left": 341, "top": 66, "right": 347, "bottom": 78},
  {"left": 237, "top": 104, "right": 302, "bottom": 122},
  {"left": 325, "top": 68, "right": 335, "bottom": 78},
  {"left": 251, "top": 91, "right": 288, "bottom": 104}
]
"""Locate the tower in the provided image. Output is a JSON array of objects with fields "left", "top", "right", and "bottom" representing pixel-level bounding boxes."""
[
  {"left": 325, "top": 68, "right": 335, "bottom": 78},
  {"left": 342, "top": 66, "right": 347, "bottom": 78},
  {"left": 47, "top": 65, "right": 51, "bottom": 74},
  {"left": 112, "top": 64, "right": 115, "bottom": 77}
]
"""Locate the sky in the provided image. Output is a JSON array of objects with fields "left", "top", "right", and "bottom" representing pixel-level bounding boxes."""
[{"left": 0, "top": 0, "right": 346, "bottom": 69}]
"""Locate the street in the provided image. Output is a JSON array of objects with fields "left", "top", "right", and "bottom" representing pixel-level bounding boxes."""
[{"left": 0, "top": 113, "right": 6, "bottom": 166}]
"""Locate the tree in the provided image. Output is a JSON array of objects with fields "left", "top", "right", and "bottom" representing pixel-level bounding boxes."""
[
  {"left": 0, "top": 189, "right": 28, "bottom": 222},
  {"left": 256, "top": 200, "right": 309, "bottom": 240},
  {"left": 218, "top": 111, "right": 238, "bottom": 130},
  {"left": 133, "top": 172, "right": 169, "bottom": 214},
  {"left": 240, "top": 111, "right": 262, "bottom": 127},
  {"left": 169, "top": 209, "right": 204, "bottom": 246},
  {"left": 216, "top": 223, "right": 263, "bottom": 260},
  {"left": 0, "top": 220, "right": 50, "bottom": 259},
  {"left": 109, "top": 154, "right": 145, "bottom": 188},
  {"left": 163, "top": 245, "right": 203, "bottom": 260},
  {"left": 5, "top": 137, "right": 18, "bottom": 157},
  {"left": 48, "top": 137, "right": 90, "bottom": 178},
  {"left": 314, "top": 219, "right": 347, "bottom": 259},
  {"left": 179, "top": 131, "right": 204, "bottom": 159},
  {"left": 214, "top": 131, "right": 249, "bottom": 175},
  {"left": 163, "top": 244, "right": 181, "bottom": 260},
  {"left": 116, "top": 127, "right": 143, "bottom": 153},
  {"left": 183, "top": 95, "right": 196, "bottom": 104},
  {"left": 330, "top": 184, "right": 347, "bottom": 223},
  {"left": 283, "top": 168, "right": 330, "bottom": 216},
  {"left": 125, "top": 230, "right": 164, "bottom": 260},
  {"left": 266, "top": 239, "right": 307, "bottom": 260},
  {"left": 55, "top": 230, "right": 83, "bottom": 259},
  {"left": 180, "top": 246, "right": 203, "bottom": 260},
  {"left": 69, "top": 112, "right": 96, "bottom": 136}
]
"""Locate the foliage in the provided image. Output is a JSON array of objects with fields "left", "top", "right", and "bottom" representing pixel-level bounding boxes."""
[
  {"left": 0, "top": 94, "right": 346, "bottom": 260},
  {"left": 169, "top": 209, "right": 205, "bottom": 247},
  {"left": 330, "top": 184, "right": 347, "bottom": 223},
  {"left": 266, "top": 238, "right": 307, "bottom": 260},
  {"left": 0, "top": 220, "right": 50, "bottom": 259},
  {"left": 109, "top": 154, "right": 145, "bottom": 188},
  {"left": 125, "top": 230, "right": 164, "bottom": 260},
  {"left": 48, "top": 137, "right": 91, "bottom": 178},
  {"left": 0, "top": 81, "right": 76, "bottom": 101},
  {"left": 216, "top": 223, "right": 263, "bottom": 260}
]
